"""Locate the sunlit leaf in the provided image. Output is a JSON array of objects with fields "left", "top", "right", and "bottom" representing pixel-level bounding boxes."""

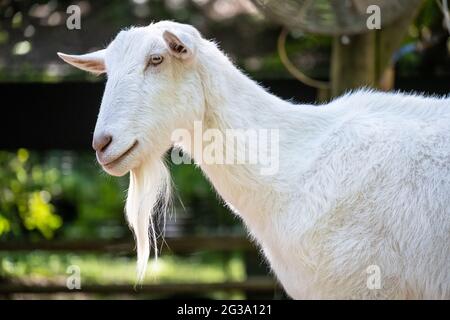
[
  {"left": 0, "top": 214, "right": 11, "bottom": 235},
  {"left": 12, "top": 12, "right": 23, "bottom": 29},
  {"left": 12, "top": 41, "right": 32, "bottom": 56},
  {"left": 17, "top": 148, "right": 29, "bottom": 163},
  {"left": 22, "top": 191, "right": 62, "bottom": 239}
]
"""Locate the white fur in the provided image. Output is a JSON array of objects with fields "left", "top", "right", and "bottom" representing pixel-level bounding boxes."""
[{"left": 58, "top": 21, "right": 450, "bottom": 299}]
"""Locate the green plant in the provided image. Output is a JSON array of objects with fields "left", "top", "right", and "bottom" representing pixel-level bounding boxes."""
[{"left": 0, "top": 149, "right": 62, "bottom": 239}]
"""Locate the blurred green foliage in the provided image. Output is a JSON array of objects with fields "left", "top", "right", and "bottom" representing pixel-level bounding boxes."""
[
  {"left": 0, "top": 251, "right": 245, "bottom": 285},
  {"left": 0, "top": 148, "right": 245, "bottom": 295},
  {"left": 0, "top": 149, "right": 127, "bottom": 240},
  {"left": 0, "top": 149, "right": 242, "bottom": 241},
  {"left": 0, "top": 149, "right": 62, "bottom": 239}
]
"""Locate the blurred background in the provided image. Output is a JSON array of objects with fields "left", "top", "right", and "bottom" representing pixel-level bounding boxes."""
[{"left": 0, "top": 0, "right": 449, "bottom": 299}]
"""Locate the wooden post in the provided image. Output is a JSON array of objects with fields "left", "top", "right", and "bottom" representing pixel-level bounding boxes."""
[
  {"left": 375, "top": 3, "right": 424, "bottom": 89},
  {"left": 331, "top": 32, "right": 377, "bottom": 97},
  {"left": 330, "top": 1, "right": 424, "bottom": 98}
]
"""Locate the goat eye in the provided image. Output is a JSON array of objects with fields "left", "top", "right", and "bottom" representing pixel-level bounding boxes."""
[{"left": 147, "top": 54, "right": 163, "bottom": 68}]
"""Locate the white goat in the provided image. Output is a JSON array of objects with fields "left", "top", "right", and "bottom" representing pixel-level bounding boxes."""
[{"left": 58, "top": 21, "right": 450, "bottom": 299}]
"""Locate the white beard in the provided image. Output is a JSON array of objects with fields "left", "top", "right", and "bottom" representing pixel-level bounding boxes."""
[{"left": 126, "top": 158, "right": 171, "bottom": 282}]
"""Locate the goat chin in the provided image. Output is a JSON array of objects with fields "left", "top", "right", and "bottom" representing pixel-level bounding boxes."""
[{"left": 125, "top": 157, "right": 171, "bottom": 282}]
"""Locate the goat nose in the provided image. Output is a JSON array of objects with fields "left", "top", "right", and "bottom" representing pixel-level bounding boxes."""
[{"left": 92, "top": 133, "right": 112, "bottom": 152}]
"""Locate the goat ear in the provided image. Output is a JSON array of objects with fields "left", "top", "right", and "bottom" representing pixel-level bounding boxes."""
[
  {"left": 57, "top": 49, "right": 106, "bottom": 75},
  {"left": 163, "top": 30, "right": 194, "bottom": 60}
]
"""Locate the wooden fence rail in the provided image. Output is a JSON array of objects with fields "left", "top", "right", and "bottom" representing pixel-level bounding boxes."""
[
  {"left": 0, "top": 278, "right": 279, "bottom": 295},
  {"left": 0, "top": 236, "right": 282, "bottom": 297},
  {"left": 0, "top": 236, "right": 255, "bottom": 254}
]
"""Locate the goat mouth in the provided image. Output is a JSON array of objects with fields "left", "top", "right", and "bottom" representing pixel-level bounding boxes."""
[{"left": 102, "top": 141, "right": 138, "bottom": 168}]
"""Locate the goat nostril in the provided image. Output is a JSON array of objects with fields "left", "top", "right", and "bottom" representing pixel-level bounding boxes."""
[
  {"left": 101, "top": 135, "right": 112, "bottom": 151},
  {"left": 93, "top": 134, "right": 112, "bottom": 152}
]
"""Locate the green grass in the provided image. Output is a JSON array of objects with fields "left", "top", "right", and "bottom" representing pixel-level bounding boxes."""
[{"left": 0, "top": 251, "right": 246, "bottom": 285}]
